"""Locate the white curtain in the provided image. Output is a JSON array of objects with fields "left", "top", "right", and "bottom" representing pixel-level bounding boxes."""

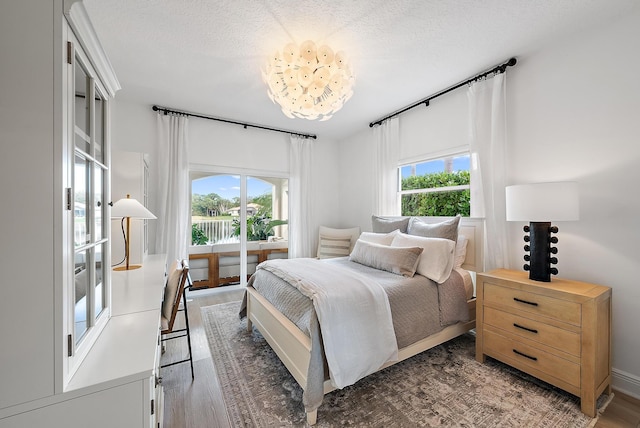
[
  {"left": 155, "top": 113, "right": 190, "bottom": 268},
  {"left": 468, "top": 73, "right": 510, "bottom": 271},
  {"left": 289, "top": 136, "right": 314, "bottom": 258},
  {"left": 373, "top": 117, "right": 400, "bottom": 216}
]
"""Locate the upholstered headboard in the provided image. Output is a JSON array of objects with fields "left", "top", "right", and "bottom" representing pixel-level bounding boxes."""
[{"left": 383, "top": 216, "right": 485, "bottom": 273}]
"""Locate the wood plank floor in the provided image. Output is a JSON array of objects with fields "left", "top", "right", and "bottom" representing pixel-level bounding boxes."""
[{"left": 160, "top": 285, "right": 640, "bottom": 428}]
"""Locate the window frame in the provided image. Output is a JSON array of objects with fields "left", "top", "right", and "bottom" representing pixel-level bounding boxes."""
[{"left": 398, "top": 149, "right": 471, "bottom": 216}]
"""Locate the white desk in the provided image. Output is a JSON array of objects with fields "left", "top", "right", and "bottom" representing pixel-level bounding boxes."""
[
  {"left": 66, "top": 254, "right": 166, "bottom": 394},
  {"left": 111, "top": 255, "right": 167, "bottom": 316},
  {"left": 0, "top": 255, "right": 166, "bottom": 428}
]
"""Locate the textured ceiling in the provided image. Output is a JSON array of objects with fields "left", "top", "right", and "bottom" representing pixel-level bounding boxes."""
[{"left": 84, "top": 0, "right": 636, "bottom": 140}]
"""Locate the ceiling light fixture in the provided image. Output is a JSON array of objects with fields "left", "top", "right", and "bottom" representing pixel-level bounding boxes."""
[{"left": 263, "top": 40, "right": 355, "bottom": 121}]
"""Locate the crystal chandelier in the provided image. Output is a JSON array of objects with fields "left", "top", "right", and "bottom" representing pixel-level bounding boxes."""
[{"left": 263, "top": 40, "right": 355, "bottom": 121}]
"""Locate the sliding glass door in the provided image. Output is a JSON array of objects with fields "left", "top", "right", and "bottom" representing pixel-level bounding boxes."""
[{"left": 190, "top": 170, "right": 288, "bottom": 287}]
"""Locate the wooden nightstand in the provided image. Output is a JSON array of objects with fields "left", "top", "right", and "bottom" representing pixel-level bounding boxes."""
[{"left": 475, "top": 269, "right": 612, "bottom": 417}]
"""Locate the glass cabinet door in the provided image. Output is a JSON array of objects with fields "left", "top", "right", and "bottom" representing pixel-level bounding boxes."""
[
  {"left": 61, "top": 13, "right": 118, "bottom": 387},
  {"left": 70, "top": 48, "right": 109, "bottom": 348}
]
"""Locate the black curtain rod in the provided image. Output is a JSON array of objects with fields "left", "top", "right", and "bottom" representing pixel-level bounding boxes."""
[
  {"left": 152, "top": 105, "right": 317, "bottom": 140},
  {"left": 369, "top": 57, "right": 517, "bottom": 128}
]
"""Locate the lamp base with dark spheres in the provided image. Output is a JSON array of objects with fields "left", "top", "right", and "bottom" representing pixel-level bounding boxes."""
[{"left": 522, "top": 221, "right": 559, "bottom": 282}]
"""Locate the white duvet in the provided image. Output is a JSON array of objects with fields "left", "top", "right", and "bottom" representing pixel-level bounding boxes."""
[{"left": 257, "top": 258, "right": 398, "bottom": 389}]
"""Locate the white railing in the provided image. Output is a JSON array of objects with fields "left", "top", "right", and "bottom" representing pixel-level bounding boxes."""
[{"left": 193, "top": 218, "right": 235, "bottom": 244}]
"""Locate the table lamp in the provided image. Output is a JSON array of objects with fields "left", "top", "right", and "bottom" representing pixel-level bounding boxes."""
[
  {"left": 505, "top": 182, "right": 579, "bottom": 282},
  {"left": 111, "top": 194, "right": 157, "bottom": 271}
]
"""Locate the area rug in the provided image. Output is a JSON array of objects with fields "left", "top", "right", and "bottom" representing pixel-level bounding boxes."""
[{"left": 202, "top": 301, "right": 611, "bottom": 427}]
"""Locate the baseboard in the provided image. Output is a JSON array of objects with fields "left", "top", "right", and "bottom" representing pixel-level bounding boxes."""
[{"left": 612, "top": 368, "right": 640, "bottom": 399}]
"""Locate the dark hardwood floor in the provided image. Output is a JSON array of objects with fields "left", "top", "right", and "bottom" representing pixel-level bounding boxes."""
[{"left": 160, "top": 285, "right": 640, "bottom": 428}]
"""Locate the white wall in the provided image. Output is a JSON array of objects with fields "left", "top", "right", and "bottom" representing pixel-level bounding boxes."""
[
  {"left": 338, "top": 8, "right": 640, "bottom": 397},
  {"left": 111, "top": 97, "right": 341, "bottom": 254},
  {"left": 189, "top": 119, "right": 289, "bottom": 172},
  {"left": 399, "top": 86, "right": 468, "bottom": 163},
  {"left": 506, "top": 7, "right": 640, "bottom": 397},
  {"left": 111, "top": 99, "right": 159, "bottom": 253},
  {"left": 338, "top": 129, "right": 375, "bottom": 229},
  {"left": 338, "top": 85, "right": 468, "bottom": 230}
]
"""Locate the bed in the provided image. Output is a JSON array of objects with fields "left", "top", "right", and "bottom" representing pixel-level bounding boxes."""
[{"left": 241, "top": 217, "right": 484, "bottom": 425}]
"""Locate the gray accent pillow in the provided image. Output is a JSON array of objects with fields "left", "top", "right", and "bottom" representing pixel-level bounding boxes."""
[
  {"left": 349, "top": 239, "right": 423, "bottom": 277},
  {"left": 371, "top": 215, "right": 410, "bottom": 233},
  {"left": 407, "top": 215, "right": 461, "bottom": 242}
]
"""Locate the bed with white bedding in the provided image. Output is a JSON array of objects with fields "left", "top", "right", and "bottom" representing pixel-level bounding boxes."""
[{"left": 240, "top": 217, "right": 484, "bottom": 425}]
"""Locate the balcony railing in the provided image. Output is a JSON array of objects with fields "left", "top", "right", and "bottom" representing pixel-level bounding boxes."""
[{"left": 192, "top": 218, "right": 235, "bottom": 244}]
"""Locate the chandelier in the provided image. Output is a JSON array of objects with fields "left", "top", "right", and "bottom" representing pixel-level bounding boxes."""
[{"left": 262, "top": 40, "right": 355, "bottom": 121}]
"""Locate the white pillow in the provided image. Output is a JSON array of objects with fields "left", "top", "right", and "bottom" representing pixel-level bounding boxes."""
[
  {"left": 316, "top": 226, "right": 361, "bottom": 258},
  {"left": 391, "top": 233, "right": 455, "bottom": 283},
  {"left": 358, "top": 229, "right": 399, "bottom": 246},
  {"left": 454, "top": 234, "right": 468, "bottom": 269}
]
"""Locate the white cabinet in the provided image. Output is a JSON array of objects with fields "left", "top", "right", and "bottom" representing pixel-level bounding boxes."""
[
  {"left": 0, "top": 255, "right": 167, "bottom": 428},
  {"left": 0, "top": 1, "right": 164, "bottom": 427},
  {"left": 0, "top": 0, "right": 59, "bottom": 409}
]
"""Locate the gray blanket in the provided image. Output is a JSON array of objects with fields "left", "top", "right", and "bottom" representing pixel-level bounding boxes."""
[{"left": 239, "top": 257, "right": 469, "bottom": 415}]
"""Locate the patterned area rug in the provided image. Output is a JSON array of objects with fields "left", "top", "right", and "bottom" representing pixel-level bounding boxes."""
[{"left": 202, "top": 301, "right": 610, "bottom": 427}]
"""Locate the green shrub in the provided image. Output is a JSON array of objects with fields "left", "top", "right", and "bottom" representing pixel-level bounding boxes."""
[
  {"left": 192, "top": 223, "right": 208, "bottom": 245},
  {"left": 401, "top": 171, "right": 470, "bottom": 216},
  {"left": 232, "top": 215, "right": 288, "bottom": 241}
]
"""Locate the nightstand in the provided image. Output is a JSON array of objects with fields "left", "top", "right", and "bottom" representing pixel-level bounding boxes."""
[{"left": 475, "top": 269, "right": 612, "bottom": 417}]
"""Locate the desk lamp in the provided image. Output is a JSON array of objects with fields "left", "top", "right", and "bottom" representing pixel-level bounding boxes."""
[{"left": 111, "top": 194, "right": 157, "bottom": 271}]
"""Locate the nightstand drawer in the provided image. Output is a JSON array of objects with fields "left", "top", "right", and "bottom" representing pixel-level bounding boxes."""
[
  {"left": 483, "top": 307, "right": 581, "bottom": 356},
  {"left": 484, "top": 283, "right": 581, "bottom": 326},
  {"left": 477, "top": 270, "right": 612, "bottom": 418},
  {"left": 483, "top": 329, "right": 580, "bottom": 389}
]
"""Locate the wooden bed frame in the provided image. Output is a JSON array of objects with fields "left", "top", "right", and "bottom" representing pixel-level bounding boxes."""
[{"left": 245, "top": 217, "right": 485, "bottom": 425}]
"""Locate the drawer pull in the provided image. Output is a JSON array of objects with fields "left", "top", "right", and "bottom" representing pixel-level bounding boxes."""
[
  {"left": 513, "top": 349, "right": 538, "bottom": 361},
  {"left": 513, "top": 323, "right": 538, "bottom": 334},
  {"left": 513, "top": 297, "right": 538, "bottom": 306}
]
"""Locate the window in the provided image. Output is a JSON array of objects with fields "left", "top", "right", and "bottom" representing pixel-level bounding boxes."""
[{"left": 399, "top": 153, "right": 471, "bottom": 216}]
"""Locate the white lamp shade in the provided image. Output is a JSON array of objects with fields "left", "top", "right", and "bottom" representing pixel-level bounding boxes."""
[
  {"left": 111, "top": 196, "right": 157, "bottom": 219},
  {"left": 505, "top": 182, "right": 579, "bottom": 222}
]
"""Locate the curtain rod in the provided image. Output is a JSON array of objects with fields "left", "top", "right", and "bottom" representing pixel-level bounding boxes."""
[
  {"left": 369, "top": 57, "right": 517, "bottom": 128},
  {"left": 152, "top": 105, "right": 317, "bottom": 140}
]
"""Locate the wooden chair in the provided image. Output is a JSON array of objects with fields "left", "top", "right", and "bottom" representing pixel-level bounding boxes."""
[{"left": 160, "top": 259, "right": 194, "bottom": 379}]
